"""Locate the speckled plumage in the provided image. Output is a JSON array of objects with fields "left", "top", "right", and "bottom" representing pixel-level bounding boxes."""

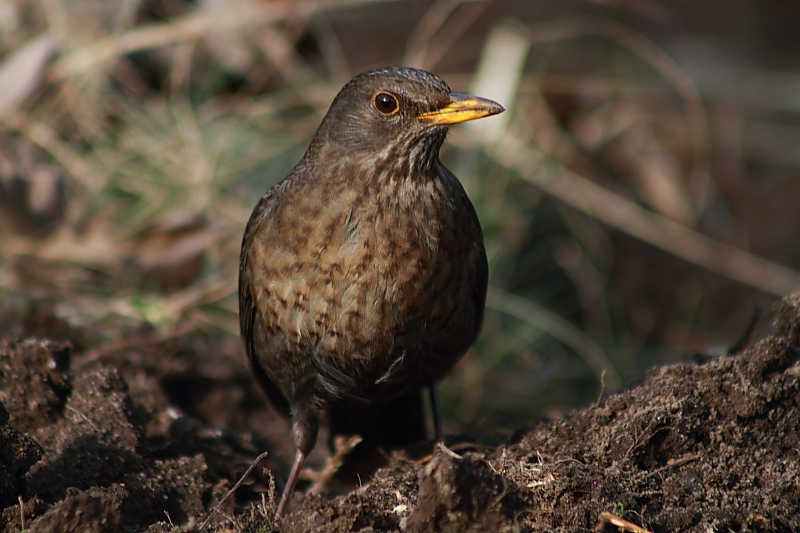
[{"left": 238, "top": 66, "right": 502, "bottom": 517}]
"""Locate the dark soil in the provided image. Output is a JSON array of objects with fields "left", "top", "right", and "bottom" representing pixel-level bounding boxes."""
[{"left": 1, "top": 295, "right": 799, "bottom": 533}]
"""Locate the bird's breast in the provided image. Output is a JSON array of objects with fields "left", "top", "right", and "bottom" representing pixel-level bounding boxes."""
[{"left": 248, "top": 168, "right": 483, "bottom": 401}]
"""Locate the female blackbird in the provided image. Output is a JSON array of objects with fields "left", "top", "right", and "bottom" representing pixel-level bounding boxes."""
[{"left": 238, "top": 66, "right": 503, "bottom": 517}]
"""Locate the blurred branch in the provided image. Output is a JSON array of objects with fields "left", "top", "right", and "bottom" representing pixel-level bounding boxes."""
[
  {"left": 48, "top": 0, "right": 374, "bottom": 80},
  {"left": 0, "top": 34, "right": 53, "bottom": 113},
  {"left": 111, "top": 276, "right": 236, "bottom": 330},
  {"left": 405, "top": 0, "right": 464, "bottom": 68},
  {"left": 424, "top": 1, "right": 488, "bottom": 71},
  {"left": 0, "top": 109, "right": 100, "bottom": 222},
  {"left": 489, "top": 134, "right": 800, "bottom": 297},
  {"left": 690, "top": 65, "right": 800, "bottom": 114},
  {"left": 521, "top": 17, "right": 712, "bottom": 209},
  {"left": 487, "top": 287, "right": 622, "bottom": 390},
  {"left": 467, "top": 22, "right": 529, "bottom": 142},
  {"left": 255, "top": 23, "right": 321, "bottom": 95},
  {"left": 309, "top": 15, "right": 351, "bottom": 85},
  {"left": 405, "top": 0, "right": 489, "bottom": 70}
]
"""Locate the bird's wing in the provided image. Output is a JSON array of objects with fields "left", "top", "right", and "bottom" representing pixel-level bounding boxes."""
[
  {"left": 471, "top": 239, "right": 489, "bottom": 346},
  {"left": 238, "top": 183, "right": 293, "bottom": 416}
]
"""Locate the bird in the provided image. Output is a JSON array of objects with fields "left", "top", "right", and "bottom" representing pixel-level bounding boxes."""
[{"left": 238, "top": 66, "right": 503, "bottom": 518}]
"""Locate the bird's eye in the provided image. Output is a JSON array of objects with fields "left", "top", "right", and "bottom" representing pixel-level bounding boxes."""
[{"left": 374, "top": 92, "right": 399, "bottom": 115}]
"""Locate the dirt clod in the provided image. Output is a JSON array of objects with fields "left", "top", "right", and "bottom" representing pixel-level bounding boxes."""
[
  {"left": 407, "top": 449, "right": 532, "bottom": 533},
  {"left": 27, "top": 484, "right": 127, "bottom": 533},
  {"left": 0, "top": 402, "right": 43, "bottom": 508},
  {"left": 0, "top": 338, "right": 72, "bottom": 434}
]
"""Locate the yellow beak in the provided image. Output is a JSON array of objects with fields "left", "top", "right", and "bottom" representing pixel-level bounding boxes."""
[{"left": 416, "top": 93, "right": 505, "bottom": 125}]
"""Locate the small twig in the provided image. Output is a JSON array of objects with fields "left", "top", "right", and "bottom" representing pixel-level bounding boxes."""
[
  {"left": 593, "top": 368, "right": 607, "bottom": 408},
  {"left": 594, "top": 511, "right": 655, "bottom": 533},
  {"left": 418, "top": 441, "right": 480, "bottom": 464},
  {"left": 65, "top": 405, "right": 101, "bottom": 433},
  {"left": 552, "top": 457, "right": 587, "bottom": 468},
  {"left": 18, "top": 496, "right": 24, "bottom": 531},
  {"left": 644, "top": 453, "right": 701, "bottom": 480},
  {"left": 200, "top": 451, "right": 269, "bottom": 531},
  {"left": 624, "top": 425, "right": 670, "bottom": 460},
  {"left": 449, "top": 442, "right": 492, "bottom": 454},
  {"left": 302, "top": 434, "right": 362, "bottom": 495},
  {"left": 437, "top": 441, "right": 463, "bottom": 460}
]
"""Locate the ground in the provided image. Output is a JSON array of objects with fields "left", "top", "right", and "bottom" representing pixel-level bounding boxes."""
[{"left": 1, "top": 295, "right": 799, "bottom": 533}]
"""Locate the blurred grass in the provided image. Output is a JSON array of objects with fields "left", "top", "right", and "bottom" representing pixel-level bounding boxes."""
[{"left": 1, "top": 0, "right": 800, "bottom": 431}]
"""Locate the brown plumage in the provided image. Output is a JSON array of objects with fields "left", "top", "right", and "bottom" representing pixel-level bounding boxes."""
[{"left": 238, "top": 66, "right": 503, "bottom": 517}]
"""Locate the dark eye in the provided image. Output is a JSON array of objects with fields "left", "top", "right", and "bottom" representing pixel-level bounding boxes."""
[{"left": 374, "top": 92, "right": 399, "bottom": 115}]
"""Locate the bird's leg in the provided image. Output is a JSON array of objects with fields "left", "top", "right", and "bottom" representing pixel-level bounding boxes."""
[
  {"left": 275, "top": 449, "right": 306, "bottom": 519},
  {"left": 427, "top": 385, "right": 467, "bottom": 461},
  {"left": 427, "top": 383, "right": 444, "bottom": 444},
  {"left": 275, "top": 404, "right": 319, "bottom": 519}
]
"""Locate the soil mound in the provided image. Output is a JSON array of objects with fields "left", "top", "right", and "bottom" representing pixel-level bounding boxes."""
[{"left": 1, "top": 296, "right": 798, "bottom": 532}]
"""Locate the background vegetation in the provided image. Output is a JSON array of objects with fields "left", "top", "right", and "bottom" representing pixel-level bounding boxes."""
[{"left": 1, "top": 0, "right": 799, "bottom": 432}]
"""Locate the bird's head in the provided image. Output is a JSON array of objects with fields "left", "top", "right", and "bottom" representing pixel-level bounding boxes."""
[{"left": 306, "top": 67, "right": 504, "bottom": 176}]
